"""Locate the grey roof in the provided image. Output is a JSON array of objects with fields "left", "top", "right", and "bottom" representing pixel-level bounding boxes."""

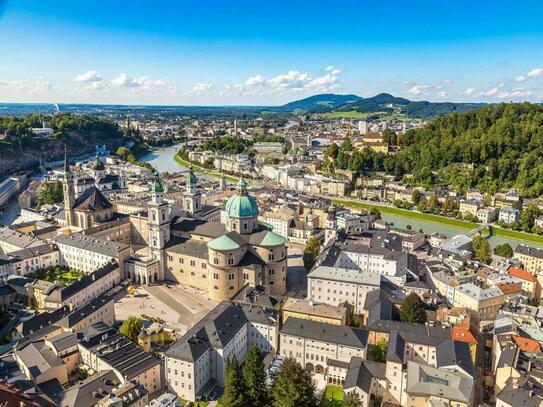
[
  {"left": 18, "top": 306, "right": 71, "bottom": 335},
  {"left": 46, "top": 331, "right": 78, "bottom": 353},
  {"left": 515, "top": 244, "right": 543, "bottom": 259},
  {"left": 16, "top": 341, "right": 62, "bottom": 378},
  {"left": 171, "top": 218, "right": 227, "bottom": 238},
  {"left": 7, "top": 244, "right": 58, "bottom": 262},
  {"left": 166, "top": 239, "right": 209, "bottom": 259},
  {"left": 436, "top": 340, "right": 475, "bottom": 378},
  {"left": 308, "top": 266, "right": 381, "bottom": 286},
  {"left": 386, "top": 330, "right": 405, "bottom": 363},
  {"left": 57, "top": 293, "right": 115, "bottom": 328},
  {"left": 73, "top": 186, "right": 112, "bottom": 211},
  {"left": 57, "top": 370, "right": 120, "bottom": 407},
  {"left": 0, "top": 227, "right": 45, "bottom": 251},
  {"left": 406, "top": 361, "right": 473, "bottom": 403},
  {"left": 166, "top": 301, "right": 277, "bottom": 363},
  {"left": 344, "top": 357, "right": 386, "bottom": 393},
  {"left": 165, "top": 302, "right": 249, "bottom": 362},
  {"left": 45, "top": 260, "right": 118, "bottom": 303},
  {"left": 54, "top": 233, "right": 129, "bottom": 257},
  {"left": 497, "top": 376, "right": 543, "bottom": 407},
  {"left": 369, "top": 320, "right": 452, "bottom": 347},
  {"left": 80, "top": 332, "right": 160, "bottom": 379},
  {"left": 280, "top": 317, "right": 369, "bottom": 349}
]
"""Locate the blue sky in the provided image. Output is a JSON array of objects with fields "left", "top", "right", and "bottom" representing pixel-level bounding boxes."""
[{"left": 0, "top": 0, "right": 542, "bottom": 105}]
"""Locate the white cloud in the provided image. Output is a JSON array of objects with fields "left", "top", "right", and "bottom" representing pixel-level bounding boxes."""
[
  {"left": 515, "top": 67, "right": 543, "bottom": 82},
  {"left": 267, "top": 70, "right": 311, "bottom": 90},
  {"left": 111, "top": 73, "right": 165, "bottom": 89},
  {"left": 73, "top": 70, "right": 102, "bottom": 83},
  {"left": 325, "top": 65, "right": 342, "bottom": 75},
  {"left": 479, "top": 83, "right": 504, "bottom": 97},
  {"left": 462, "top": 87, "right": 476, "bottom": 96},
  {"left": 496, "top": 88, "right": 532, "bottom": 99},
  {"left": 244, "top": 74, "right": 264, "bottom": 87},
  {"left": 0, "top": 78, "right": 51, "bottom": 93},
  {"left": 191, "top": 83, "right": 213, "bottom": 95},
  {"left": 407, "top": 85, "right": 430, "bottom": 95},
  {"left": 436, "top": 91, "right": 447, "bottom": 98}
]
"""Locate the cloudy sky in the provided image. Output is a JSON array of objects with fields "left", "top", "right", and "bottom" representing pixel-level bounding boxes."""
[{"left": 0, "top": 0, "right": 542, "bottom": 105}]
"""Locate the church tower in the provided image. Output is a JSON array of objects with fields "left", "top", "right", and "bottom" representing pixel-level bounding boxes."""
[
  {"left": 63, "top": 147, "right": 76, "bottom": 227},
  {"left": 184, "top": 166, "right": 201, "bottom": 215},
  {"left": 324, "top": 204, "right": 337, "bottom": 245},
  {"left": 148, "top": 176, "right": 170, "bottom": 281}
]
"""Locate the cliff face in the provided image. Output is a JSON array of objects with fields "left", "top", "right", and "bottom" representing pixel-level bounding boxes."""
[{"left": 0, "top": 131, "right": 126, "bottom": 174}]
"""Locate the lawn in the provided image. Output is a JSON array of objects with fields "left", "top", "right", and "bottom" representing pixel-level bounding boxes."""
[
  {"left": 173, "top": 155, "right": 239, "bottom": 183},
  {"left": 334, "top": 198, "right": 543, "bottom": 246},
  {"left": 35, "top": 267, "right": 86, "bottom": 287},
  {"left": 318, "top": 111, "right": 378, "bottom": 119},
  {"left": 321, "top": 385, "right": 344, "bottom": 407}
]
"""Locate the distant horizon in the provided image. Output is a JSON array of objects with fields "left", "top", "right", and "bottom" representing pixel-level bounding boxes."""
[{"left": 1, "top": 1, "right": 542, "bottom": 104}]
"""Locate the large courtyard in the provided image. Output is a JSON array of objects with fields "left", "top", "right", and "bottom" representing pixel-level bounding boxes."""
[{"left": 114, "top": 282, "right": 218, "bottom": 335}]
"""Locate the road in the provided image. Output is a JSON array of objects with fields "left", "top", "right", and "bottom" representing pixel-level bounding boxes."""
[{"left": 286, "top": 244, "right": 307, "bottom": 298}]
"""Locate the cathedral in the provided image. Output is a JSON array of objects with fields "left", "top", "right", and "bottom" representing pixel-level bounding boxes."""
[{"left": 60, "top": 152, "right": 288, "bottom": 301}]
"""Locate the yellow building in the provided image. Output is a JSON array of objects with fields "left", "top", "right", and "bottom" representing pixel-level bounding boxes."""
[
  {"left": 137, "top": 321, "right": 172, "bottom": 352},
  {"left": 281, "top": 298, "right": 348, "bottom": 326}
]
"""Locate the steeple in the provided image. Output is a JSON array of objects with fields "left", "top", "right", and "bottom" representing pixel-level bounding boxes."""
[
  {"left": 238, "top": 177, "right": 248, "bottom": 195},
  {"left": 63, "top": 145, "right": 76, "bottom": 227},
  {"left": 64, "top": 146, "right": 72, "bottom": 178},
  {"left": 183, "top": 166, "right": 201, "bottom": 214}
]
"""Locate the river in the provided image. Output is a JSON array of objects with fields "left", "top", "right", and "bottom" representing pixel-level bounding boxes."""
[{"left": 140, "top": 144, "right": 540, "bottom": 249}]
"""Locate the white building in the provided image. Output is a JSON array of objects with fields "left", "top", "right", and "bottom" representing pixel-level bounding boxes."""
[
  {"left": 307, "top": 266, "right": 381, "bottom": 314},
  {"left": 164, "top": 302, "right": 279, "bottom": 402},
  {"left": 499, "top": 207, "right": 520, "bottom": 224}
]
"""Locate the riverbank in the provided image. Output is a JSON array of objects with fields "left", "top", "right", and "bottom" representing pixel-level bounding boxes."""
[
  {"left": 173, "top": 155, "right": 239, "bottom": 182},
  {"left": 334, "top": 198, "right": 543, "bottom": 246}
]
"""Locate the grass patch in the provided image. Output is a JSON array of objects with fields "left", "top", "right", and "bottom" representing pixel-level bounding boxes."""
[
  {"left": 333, "top": 199, "right": 477, "bottom": 229},
  {"left": 334, "top": 198, "right": 543, "bottom": 246},
  {"left": 174, "top": 155, "right": 239, "bottom": 183},
  {"left": 321, "top": 385, "right": 343, "bottom": 407},
  {"left": 319, "top": 111, "right": 378, "bottom": 119},
  {"left": 35, "top": 267, "right": 86, "bottom": 287}
]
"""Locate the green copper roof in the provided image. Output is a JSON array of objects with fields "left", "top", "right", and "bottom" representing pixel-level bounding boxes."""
[
  {"left": 238, "top": 177, "right": 247, "bottom": 189},
  {"left": 208, "top": 235, "right": 241, "bottom": 251},
  {"left": 187, "top": 167, "right": 197, "bottom": 185},
  {"left": 225, "top": 194, "right": 259, "bottom": 218},
  {"left": 258, "top": 230, "right": 286, "bottom": 247},
  {"left": 151, "top": 178, "right": 164, "bottom": 193}
]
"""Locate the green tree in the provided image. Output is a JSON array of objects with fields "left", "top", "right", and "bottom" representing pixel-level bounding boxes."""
[
  {"left": 39, "top": 181, "right": 64, "bottom": 205},
  {"left": 399, "top": 293, "right": 427, "bottom": 324},
  {"left": 271, "top": 358, "right": 318, "bottom": 407},
  {"left": 303, "top": 236, "right": 321, "bottom": 271},
  {"left": 520, "top": 203, "right": 540, "bottom": 232},
  {"left": 427, "top": 195, "right": 439, "bottom": 212},
  {"left": 475, "top": 239, "right": 492, "bottom": 264},
  {"left": 342, "top": 136, "right": 353, "bottom": 151},
  {"left": 242, "top": 346, "right": 268, "bottom": 407},
  {"left": 411, "top": 189, "right": 422, "bottom": 205},
  {"left": 119, "top": 316, "right": 143, "bottom": 342},
  {"left": 116, "top": 146, "right": 131, "bottom": 160},
  {"left": 342, "top": 390, "right": 362, "bottom": 407},
  {"left": 370, "top": 338, "right": 388, "bottom": 363},
  {"left": 370, "top": 207, "right": 381, "bottom": 220},
  {"left": 218, "top": 356, "right": 245, "bottom": 407},
  {"left": 494, "top": 243, "right": 513, "bottom": 258}
]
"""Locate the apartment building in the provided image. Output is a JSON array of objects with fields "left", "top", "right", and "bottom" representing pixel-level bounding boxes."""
[
  {"left": 54, "top": 233, "right": 130, "bottom": 275},
  {"left": 43, "top": 260, "right": 121, "bottom": 310},
  {"left": 499, "top": 207, "right": 520, "bottom": 225},
  {"left": 281, "top": 298, "right": 348, "bottom": 326},
  {"left": 307, "top": 265, "right": 380, "bottom": 314},
  {"left": 279, "top": 317, "right": 368, "bottom": 379},
  {"left": 514, "top": 244, "right": 543, "bottom": 273},
  {"left": 6, "top": 244, "right": 60, "bottom": 277},
  {"left": 164, "top": 302, "right": 279, "bottom": 402}
]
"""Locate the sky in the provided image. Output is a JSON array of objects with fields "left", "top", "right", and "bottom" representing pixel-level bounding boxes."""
[{"left": 0, "top": 0, "right": 542, "bottom": 105}]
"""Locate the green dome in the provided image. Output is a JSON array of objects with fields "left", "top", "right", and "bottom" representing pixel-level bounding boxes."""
[
  {"left": 258, "top": 230, "right": 286, "bottom": 247},
  {"left": 151, "top": 178, "right": 164, "bottom": 193},
  {"left": 208, "top": 235, "right": 241, "bottom": 251},
  {"left": 225, "top": 194, "right": 259, "bottom": 218}
]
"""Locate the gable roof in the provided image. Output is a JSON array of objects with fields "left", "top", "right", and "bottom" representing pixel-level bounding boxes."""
[{"left": 73, "top": 187, "right": 112, "bottom": 211}]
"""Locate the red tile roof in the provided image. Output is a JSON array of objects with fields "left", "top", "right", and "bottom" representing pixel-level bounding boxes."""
[
  {"left": 508, "top": 266, "right": 537, "bottom": 282},
  {"left": 452, "top": 327, "right": 478, "bottom": 344},
  {"left": 497, "top": 283, "right": 523, "bottom": 295},
  {"left": 513, "top": 335, "right": 541, "bottom": 353}
]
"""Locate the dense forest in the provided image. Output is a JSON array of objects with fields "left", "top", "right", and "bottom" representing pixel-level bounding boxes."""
[{"left": 327, "top": 103, "right": 543, "bottom": 198}]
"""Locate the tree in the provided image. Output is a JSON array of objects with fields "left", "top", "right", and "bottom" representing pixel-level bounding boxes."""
[
  {"left": 342, "top": 391, "right": 363, "bottom": 407},
  {"left": 475, "top": 239, "right": 492, "bottom": 264},
  {"left": 520, "top": 203, "right": 540, "bottom": 232},
  {"left": 116, "top": 146, "right": 131, "bottom": 160},
  {"left": 427, "top": 195, "right": 439, "bottom": 212},
  {"left": 412, "top": 189, "right": 422, "bottom": 205},
  {"left": 271, "top": 358, "right": 318, "bottom": 407},
  {"left": 494, "top": 243, "right": 513, "bottom": 258},
  {"left": 242, "top": 346, "right": 268, "bottom": 406},
  {"left": 370, "top": 207, "right": 381, "bottom": 220},
  {"left": 342, "top": 136, "right": 353, "bottom": 152},
  {"left": 370, "top": 338, "right": 388, "bottom": 363},
  {"left": 119, "top": 316, "right": 143, "bottom": 342},
  {"left": 399, "top": 293, "right": 427, "bottom": 324},
  {"left": 218, "top": 356, "right": 245, "bottom": 407},
  {"left": 39, "top": 181, "right": 63, "bottom": 205},
  {"left": 303, "top": 236, "right": 321, "bottom": 271}
]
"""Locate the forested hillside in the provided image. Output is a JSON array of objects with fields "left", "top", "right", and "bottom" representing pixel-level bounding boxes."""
[
  {"left": 393, "top": 103, "right": 543, "bottom": 197},
  {"left": 0, "top": 114, "right": 128, "bottom": 173}
]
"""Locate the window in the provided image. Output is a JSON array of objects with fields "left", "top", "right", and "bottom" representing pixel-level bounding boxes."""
[
  {"left": 213, "top": 273, "right": 219, "bottom": 280},
  {"left": 228, "top": 273, "right": 235, "bottom": 281},
  {"left": 214, "top": 258, "right": 219, "bottom": 265}
]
